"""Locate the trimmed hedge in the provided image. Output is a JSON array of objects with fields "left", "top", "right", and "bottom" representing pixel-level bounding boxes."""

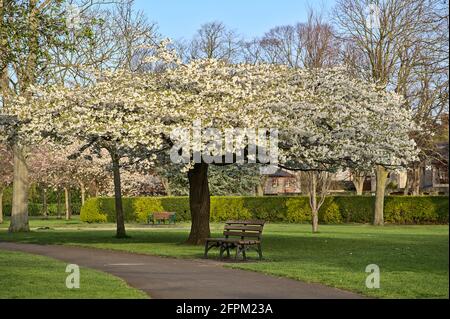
[
  {"left": 80, "top": 195, "right": 449, "bottom": 224},
  {"left": 2, "top": 202, "right": 82, "bottom": 217}
]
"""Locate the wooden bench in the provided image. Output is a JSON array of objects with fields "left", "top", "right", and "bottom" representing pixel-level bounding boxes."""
[
  {"left": 148, "top": 212, "right": 176, "bottom": 225},
  {"left": 204, "top": 220, "right": 265, "bottom": 261}
]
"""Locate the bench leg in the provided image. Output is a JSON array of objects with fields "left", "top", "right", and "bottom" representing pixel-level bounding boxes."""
[
  {"left": 235, "top": 246, "right": 240, "bottom": 260},
  {"left": 204, "top": 241, "right": 210, "bottom": 258},
  {"left": 204, "top": 241, "right": 221, "bottom": 258},
  {"left": 235, "top": 245, "right": 246, "bottom": 260},
  {"left": 257, "top": 243, "right": 263, "bottom": 260},
  {"left": 219, "top": 245, "right": 225, "bottom": 260}
]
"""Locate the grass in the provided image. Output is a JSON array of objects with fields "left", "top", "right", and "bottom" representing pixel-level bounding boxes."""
[
  {"left": 0, "top": 249, "right": 148, "bottom": 299},
  {"left": 0, "top": 216, "right": 448, "bottom": 298}
]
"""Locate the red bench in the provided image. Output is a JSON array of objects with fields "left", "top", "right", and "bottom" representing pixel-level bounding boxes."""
[{"left": 148, "top": 212, "right": 176, "bottom": 224}]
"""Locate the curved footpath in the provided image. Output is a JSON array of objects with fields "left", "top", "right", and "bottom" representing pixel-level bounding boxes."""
[{"left": 0, "top": 242, "right": 364, "bottom": 299}]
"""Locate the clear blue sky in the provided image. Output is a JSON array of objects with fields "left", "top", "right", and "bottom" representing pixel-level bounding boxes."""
[{"left": 134, "top": 0, "right": 336, "bottom": 40}]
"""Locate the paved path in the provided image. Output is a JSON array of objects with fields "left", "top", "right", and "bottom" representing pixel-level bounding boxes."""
[{"left": 0, "top": 242, "right": 364, "bottom": 299}]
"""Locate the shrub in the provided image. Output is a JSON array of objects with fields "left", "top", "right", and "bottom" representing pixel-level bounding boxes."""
[
  {"left": 242, "top": 196, "right": 288, "bottom": 221},
  {"left": 80, "top": 198, "right": 107, "bottom": 223},
  {"left": 384, "top": 196, "right": 448, "bottom": 224},
  {"left": 319, "top": 200, "right": 343, "bottom": 224},
  {"left": 285, "top": 197, "right": 310, "bottom": 222},
  {"left": 159, "top": 197, "right": 191, "bottom": 221},
  {"left": 133, "top": 197, "right": 164, "bottom": 223},
  {"left": 79, "top": 195, "right": 449, "bottom": 225},
  {"left": 334, "top": 196, "right": 374, "bottom": 223},
  {"left": 210, "top": 197, "right": 252, "bottom": 221}
]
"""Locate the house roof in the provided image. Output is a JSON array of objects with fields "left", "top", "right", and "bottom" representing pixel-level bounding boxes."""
[
  {"left": 268, "top": 169, "right": 295, "bottom": 178},
  {"left": 435, "top": 141, "right": 449, "bottom": 164}
]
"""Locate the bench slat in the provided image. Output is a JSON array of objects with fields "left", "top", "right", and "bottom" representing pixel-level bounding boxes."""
[
  {"left": 152, "top": 212, "right": 175, "bottom": 218},
  {"left": 224, "top": 225, "right": 262, "bottom": 232},
  {"left": 226, "top": 220, "right": 265, "bottom": 226},
  {"left": 223, "top": 231, "right": 261, "bottom": 238},
  {"left": 206, "top": 238, "right": 260, "bottom": 245}
]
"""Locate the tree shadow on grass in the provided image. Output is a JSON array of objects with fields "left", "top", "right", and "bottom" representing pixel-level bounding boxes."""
[{"left": 0, "top": 227, "right": 447, "bottom": 273}]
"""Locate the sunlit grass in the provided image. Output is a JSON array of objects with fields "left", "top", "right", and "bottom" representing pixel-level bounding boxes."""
[
  {"left": 0, "top": 217, "right": 448, "bottom": 298},
  {"left": 0, "top": 249, "right": 148, "bottom": 299}
]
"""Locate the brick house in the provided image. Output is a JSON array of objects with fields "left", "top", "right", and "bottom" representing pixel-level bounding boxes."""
[{"left": 263, "top": 169, "right": 301, "bottom": 195}]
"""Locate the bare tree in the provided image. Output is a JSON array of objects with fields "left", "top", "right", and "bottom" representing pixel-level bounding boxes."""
[
  {"left": 260, "top": 24, "right": 303, "bottom": 67},
  {"left": 302, "top": 171, "right": 333, "bottom": 233},
  {"left": 300, "top": 10, "right": 340, "bottom": 68},
  {"left": 188, "top": 21, "right": 242, "bottom": 62},
  {"left": 241, "top": 38, "right": 264, "bottom": 65},
  {"left": 334, "top": 0, "right": 449, "bottom": 223},
  {"left": 49, "top": 0, "right": 160, "bottom": 85},
  {"left": 244, "top": 9, "right": 339, "bottom": 69}
]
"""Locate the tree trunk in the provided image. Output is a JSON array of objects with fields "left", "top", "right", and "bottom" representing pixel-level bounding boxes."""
[
  {"left": 309, "top": 172, "right": 319, "bottom": 233},
  {"left": 161, "top": 177, "right": 171, "bottom": 196},
  {"left": 56, "top": 189, "right": 62, "bottom": 219},
  {"left": 256, "top": 176, "right": 267, "bottom": 196},
  {"left": 186, "top": 163, "right": 211, "bottom": 245},
  {"left": 403, "top": 172, "right": 411, "bottom": 195},
  {"left": 64, "top": 187, "right": 72, "bottom": 220},
  {"left": 79, "top": 181, "right": 86, "bottom": 206},
  {"left": 352, "top": 174, "right": 365, "bottom": 195},
  {"left": 312, "top": 209, "right": 319, "bottom": 233},
  {"left": 93, "top": 181, "right": 99, "bottom": 197},
  {"left": 294, "top": 171, "right": 302, "bottom": 193},
  {"left": 374, "top": 165, "right": 388, "bottom": 226},
  {"left": 0, "top": 188, "right": 3, "bottom": 224},
  {"left": 111, "top": 152, "right": 126, "bottom": 238},
  {"left": 9, "top": 144, "right": 29, "bottom": 232},
  {"left": 42, "top": 187, "right": 48, "bottom": 218},
  {"left": 411, "top": 164, "right": 421, "bottom": 195}
]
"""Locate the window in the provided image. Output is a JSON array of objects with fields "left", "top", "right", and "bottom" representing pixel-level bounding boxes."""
[
  {"left": 437, "top": 167, "right": 449, "bottom": 184},
  {"left": 272, "top": 179, "right": 278, "bottom": 188}
]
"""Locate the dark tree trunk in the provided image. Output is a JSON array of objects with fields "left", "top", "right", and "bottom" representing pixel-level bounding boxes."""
[
  {"left": 111, "top": 152, "right": 126, "bottom": 238},
  {"left": 186, "top": 163, "right": 211, "bottom": 245}
]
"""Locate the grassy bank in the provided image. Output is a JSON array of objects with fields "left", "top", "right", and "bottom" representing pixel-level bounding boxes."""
[
  {"left": 0, "top": 248, "right": 148, "bottom": 298},
  {"left": 0, "top": 217, "right": 447, "bottom": 298}
]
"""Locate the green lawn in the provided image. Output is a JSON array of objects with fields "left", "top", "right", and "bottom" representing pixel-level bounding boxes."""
[
  {"left": 0, "top": 249, "right": 148, "bottom": 298},
  {"left": 0, "top": 217, "right": 448, "bottom": 298}
]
